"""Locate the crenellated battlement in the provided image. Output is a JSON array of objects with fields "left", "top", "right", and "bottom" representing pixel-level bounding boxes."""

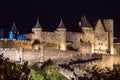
[
  {"left": 0, "top": 47, "right": 102, "bottom": 65},
  {"left": 0, "top": 17, "right": 118, "bottom": 68}
]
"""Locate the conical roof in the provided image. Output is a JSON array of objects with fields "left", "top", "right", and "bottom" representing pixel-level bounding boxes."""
[
  {"left": 10, "top": 22, "right": 18, "bottom": 32},
  {"left": 81, "top": 16, "right": 92, "bottom": 28},
  {"left": 58, "top": 18, "right": 66, "bottom": 28},
  {"left": 34, "top": 18, "right": 42, "bottom": 28}
]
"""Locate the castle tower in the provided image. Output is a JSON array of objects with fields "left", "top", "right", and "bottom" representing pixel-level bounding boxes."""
[
  {"left": 57, "top": 18, "right": 66, "bottom": 50},
  {"left": 79, "top": 16, "right": 95, "bottom": 53},
  {"left": 95, "top": 19, "right": 108, "bottom": 54},
  {"left": 32, "top": 18, "right": 42, "bottom": 41},
  {"left": 9, "top": 22, "right": 19, "bottom": 39},
  {"left": 103, "top": 19, "right": 114, "bottom": 54},
  {"left": 80, "top": 15, "right": 93, "bottom": 32}
]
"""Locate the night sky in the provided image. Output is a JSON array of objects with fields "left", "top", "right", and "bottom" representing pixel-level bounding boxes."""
[{"left": 0, "top": 0, "right": 120, "bottom": 37}]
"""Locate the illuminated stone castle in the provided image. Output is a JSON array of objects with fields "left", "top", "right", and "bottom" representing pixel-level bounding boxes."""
[
  {"left": 0, "top": 16, "right": 119, "bottom": 79},
  {"left": 24, "top": 16, "right": 114, "bottom": 54},
  {"left": 0, "top": 16, "right": 116, "bottom": 54}
]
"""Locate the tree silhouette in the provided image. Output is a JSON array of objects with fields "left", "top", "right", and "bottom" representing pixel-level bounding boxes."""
[
  {"left": 78, "top": 64, "right": 120, "bottom": 80},
  {"left": 0, "top": 53, "right": 30, "bottom": 80}
]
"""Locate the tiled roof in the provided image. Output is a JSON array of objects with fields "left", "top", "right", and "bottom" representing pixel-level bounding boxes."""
[
  {"left": 10, "top": 22, "right": 18, "bottom": 32},
  {"left": 34, "top": 18, "right": 42, "bottom": 28},
  {"left": 58, "top": 18, "right": 66, "bottom": 28},
  {"left": 81, "top": 16, "right": 92, "bottom": 28}
]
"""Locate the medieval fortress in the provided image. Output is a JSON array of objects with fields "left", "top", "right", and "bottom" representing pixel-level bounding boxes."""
[
  {"left": 0, "top": 16, "right": 120, "bottom": 79},
  {"left": 0, "top": 16, "right": 120, "bottom": 65},
  {"left": 25, "top": 16, "right": 115, "bottom": 54}
]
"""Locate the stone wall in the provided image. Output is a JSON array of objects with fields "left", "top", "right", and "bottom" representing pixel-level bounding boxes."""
[
  {"left": 0, "top": 39, "right": 33, "bottom": 49},
  {"left": 43, "top": 48, "right": 78, "bottom": 61},
  {"left": 0, "top": 48, "right": 42, "bottom": 65},
  {"left": 22, "top": 49, "right": 42, "bottom": 65},
  {"left": 114, "top": 43, "right": 120, "bottom": 54},
  {"left": 0, "top": 47, "right": 100, "bottom": 65},
  {"left": 78, "top": 41, "right": 92, "bottom": 54},
  {"left": 0, "top": 48, "right": 20, "bottom": 61},
  {"left": 1, "top": 47, "right": 119, "bottom": 67},
  {"left": 66, "top": 32, "right": 82, "bottom": 49},
  {"left": 71, "top": 54, "right": 120, "bottom": 77},
  {"left": 42, "top": 31, "right": 58, "bottom": 44},
  {"left": 59, "top": 66, "right": 76, "bottom": 80}
]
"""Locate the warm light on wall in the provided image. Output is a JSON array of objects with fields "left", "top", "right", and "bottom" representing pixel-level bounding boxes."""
[
  {"left": 60, "top": 44, "right": 66, "bottom": 50},
  {"left": 92, "top": 45, "right": 94, "bottom": 53},
  {"left": 111, "top": 50, "right": 114, "bottom": 54},
  {"left": 32, "top": 45, "right": 39, "bottom": 50},
  {"left": 101, "top": 46, "right": 107, "bottom": 50}
]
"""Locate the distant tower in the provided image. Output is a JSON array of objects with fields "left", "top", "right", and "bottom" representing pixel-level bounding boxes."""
[
  {"left": 80, "top": 15, "right": 94, "bottom": 53},
  {"left": 32, "top": 18, "right": 42, "bottom": 41},
  {"left": 57, "top": 18, "right": 66, "bottom": 50},
  {"left": 9, "top": 22, "right": 19, "bottom": 39},
  {"left": 103, "top": 19, "right": 114, "bottom": 54}
]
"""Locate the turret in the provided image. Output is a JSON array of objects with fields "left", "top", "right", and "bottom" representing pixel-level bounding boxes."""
[
  {"left": 9, "top": 22, "right": 19, "bottom": 39},
  {"left": 32, "top": 18, "right": 42, "bottom": 41},
  {"left": 79, "top": 15, "right": 93, "bottom": 33},
  {"left": 79, "top": 16, "right": 94, "bottom": 53},
  {"left": 57, "top": 18, "right": 66, "bottom": 50}
]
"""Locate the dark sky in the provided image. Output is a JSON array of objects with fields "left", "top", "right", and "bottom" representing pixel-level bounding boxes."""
[{"left": 0, "top": 0, "right": 120, "bottom": 37}]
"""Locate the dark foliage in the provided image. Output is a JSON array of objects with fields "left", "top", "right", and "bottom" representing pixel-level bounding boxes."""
[
  {"left": 78, "top": 64, "right": 120, "bottom": 80},
  {"left": 0, "top": 53, "right": 30, "bottom": 80},
  {"left": 41, "top": 59, "right": 54, "bottom": 69}
]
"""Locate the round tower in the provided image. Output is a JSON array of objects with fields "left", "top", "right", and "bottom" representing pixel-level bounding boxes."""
[
  {"left": 103, "top": 19, "right": 114, "bottom": 54},
  {"left": 57, "top": 18, "right": 66, "bottom": 50},
  {"left": 32, "top": 18, "right": 42, "bottom": 41}
]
